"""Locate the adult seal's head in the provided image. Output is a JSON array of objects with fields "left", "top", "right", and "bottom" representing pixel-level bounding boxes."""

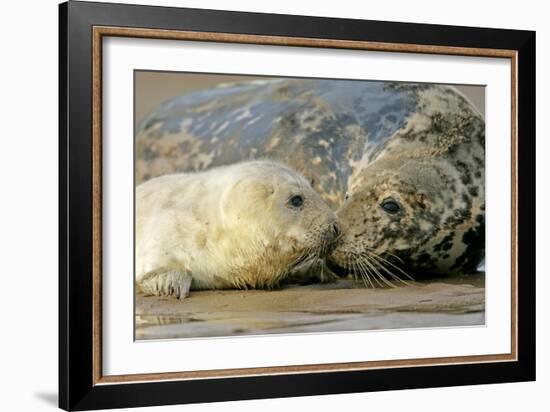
[
  {"left": 329, "top": 85, "right": 485, "bottom": 280},
  {"left": 136, "top": 160, "right": 340, "bottom": 298}
]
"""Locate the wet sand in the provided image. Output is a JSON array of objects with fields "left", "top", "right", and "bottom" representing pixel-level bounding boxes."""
[{"left": 136, "top": 273, "right": 485, "bottom": 340}]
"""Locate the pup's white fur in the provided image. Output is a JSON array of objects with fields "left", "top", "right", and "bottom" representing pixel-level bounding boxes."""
[{"left": 136, "top": 160, "right": 337, "bottom": 299}]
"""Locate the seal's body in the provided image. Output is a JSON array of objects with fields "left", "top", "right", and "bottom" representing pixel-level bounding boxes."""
[
  {"left": 329, "top": 85, "right": 485, "bottom": 278},
  {"left": 136, "top": 161, "right": 339, "bottom": 298},
  {"left": 136, "top": 78, "right": 382, "bottom": 208}
]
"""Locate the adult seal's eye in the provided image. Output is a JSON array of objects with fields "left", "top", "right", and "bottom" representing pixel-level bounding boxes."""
[
  {"left": 381, "top": 198, "right": 401, "bottom": 214},
  {"left": 288, "top": 195, "right": 304, "bottom": 209}
]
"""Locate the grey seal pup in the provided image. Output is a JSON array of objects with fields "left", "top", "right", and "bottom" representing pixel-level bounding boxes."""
[{"left": 136, "top": 160, "right": 340, "bottom": 298}]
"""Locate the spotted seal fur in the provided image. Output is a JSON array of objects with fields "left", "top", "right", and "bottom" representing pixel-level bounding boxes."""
[{"left": 136, "top": 78, "right": 370, "bottom": 208}]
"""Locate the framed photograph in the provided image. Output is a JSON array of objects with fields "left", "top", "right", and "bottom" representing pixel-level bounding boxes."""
[{"left": 59, "top": 1, "right": 535, "bottom": 410}]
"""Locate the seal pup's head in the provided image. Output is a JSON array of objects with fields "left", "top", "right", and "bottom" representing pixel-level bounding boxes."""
[
  {"left": 217, "top": 160, "right": 340, "bottom": 288},
  {"left": 329, "top": 87, "right": 485, "bottom": 283}
]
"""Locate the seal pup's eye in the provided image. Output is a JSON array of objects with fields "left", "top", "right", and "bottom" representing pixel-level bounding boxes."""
[
  {"left": 288, "top": 195, "right": 304, "bottom": 209},
  {"left": 344, "top": 192, "right": 350, "bottom": 200},
  {"left": 381, "top": 198, "right": 401, "bottom": 214}
]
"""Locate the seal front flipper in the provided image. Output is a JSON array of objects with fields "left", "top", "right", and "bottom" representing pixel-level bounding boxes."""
[{"left": 138, "top": 270, "right": 193, "bottom": 300}]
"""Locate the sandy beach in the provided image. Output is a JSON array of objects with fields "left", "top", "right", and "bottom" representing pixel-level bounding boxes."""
[{"left": 136, "top": 274, "right": 485, "bottom": 340}]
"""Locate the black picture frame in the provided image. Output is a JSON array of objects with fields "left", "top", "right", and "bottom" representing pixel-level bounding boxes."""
[{"left": 59, "top": 1, "right": 536, "bottom": 410}]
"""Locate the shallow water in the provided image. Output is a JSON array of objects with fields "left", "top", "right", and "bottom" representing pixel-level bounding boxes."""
[
  {"left": 136, "top": 273, "right": 485, "bottom": 340},
  {"left": 136, "top": 312, "right": 484, "bottom": 340}
]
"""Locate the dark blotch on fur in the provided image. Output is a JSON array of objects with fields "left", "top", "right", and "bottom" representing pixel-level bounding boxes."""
[
  {"left": 433, "top": 233, "right": 454, "bottom": 253},
  {"left": 452, "top": 215, "right": 485, "bottom": 272},
  {"left": 455, "top": 160, "right": 473, "bottom": 186}
]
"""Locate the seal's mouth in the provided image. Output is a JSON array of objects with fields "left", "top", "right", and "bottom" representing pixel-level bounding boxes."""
[
  {"left": 320, "top": 222, "right": 342, "bottom": 255},
  {"left": 287, "top": 223, "right": 341, "bottom": 271}
]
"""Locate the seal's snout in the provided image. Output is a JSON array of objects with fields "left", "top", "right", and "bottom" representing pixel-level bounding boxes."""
[
  {"left": 331, "top": 222, "right": 341, "bottom": 240},
  {"left": 321, "top": 221, "right": 342, "bottom": 253}
]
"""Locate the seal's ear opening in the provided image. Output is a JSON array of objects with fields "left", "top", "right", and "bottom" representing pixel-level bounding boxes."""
[
  {"left": 238, "top": 179, "right": 274, "bottom": 200},
  {"left": 222, "top": 178, "right": 275, "bottom": 222}
]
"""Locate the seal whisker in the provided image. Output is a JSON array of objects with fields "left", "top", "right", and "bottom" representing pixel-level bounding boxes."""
[
  {"left": 344, "top": 255, "right": 357, "bottom": 280},
  {"left": 365, "top": 247, "right": 406, "bottom": 265},
  {"left": 362, "top": 252, "right": 400, "bottom": 281},
  {"left": 363, "top": 251, "right": 409, "bottom": 286},
  {"left": 360, "top": 256, "right": 394, "bottom": 288},
  {"left": 349, "top": 260, "right": 363, "bottom": 286},
  {"left": 355, "top": 258, "right": 379, "bottom": 288},
  {"left": 367, "top": 251, "right": 414, "bottom": 283},
  {"left": 354, "top": 262, "right": 370, "bottom": 288},
  {"left": 356, "top": 259, "right": 376, "bottom": 289},
  {"left": 368, "top": 256, "right": 405, "bottom": 286},
  {"left": 346, "top": 253, "right": 375, "bottom": 288}
]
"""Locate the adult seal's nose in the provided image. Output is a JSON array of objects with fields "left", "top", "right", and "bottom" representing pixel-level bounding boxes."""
[
  {"left": 332, "top": 222, "right": 341, "bottom": 239},
  {"left": 322, "top": 221, "right": 341, "bottom": 252}
]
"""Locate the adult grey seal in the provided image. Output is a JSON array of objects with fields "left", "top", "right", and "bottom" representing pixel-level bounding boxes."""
[
  {"left": 329, "top": 84, "right": 485, "bottom": 281},
  {"left": 136, "top": 160, "right": 339, "bottom": 299},
  {"left": 136, "top": 78, "right": 484, "bottom": 280}
]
